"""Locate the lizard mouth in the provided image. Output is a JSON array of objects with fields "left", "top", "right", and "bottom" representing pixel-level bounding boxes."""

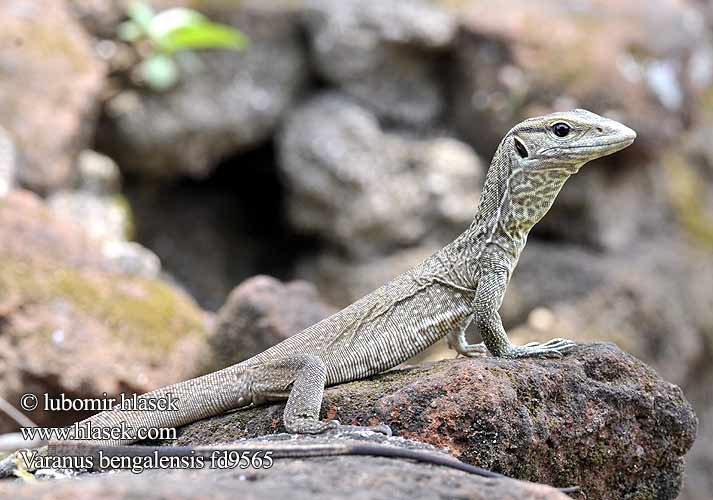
[
  {"left": 539, "top": 137, "right": 634, "bottom": 155},
  {"left": 535, "top": 136, "right": 635, "bottom": 170},
  {"left": 564, "top": 137, "right": 635, "bottom": 153}
]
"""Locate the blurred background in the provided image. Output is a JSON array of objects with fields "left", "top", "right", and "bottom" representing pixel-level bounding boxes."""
[{"left": 0, "top": 0, "right": 712, "bottom": 498}]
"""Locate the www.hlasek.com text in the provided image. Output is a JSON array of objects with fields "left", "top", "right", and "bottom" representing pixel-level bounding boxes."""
[{"left": 20, "top": 421, "right": 177, "bottom": 442}]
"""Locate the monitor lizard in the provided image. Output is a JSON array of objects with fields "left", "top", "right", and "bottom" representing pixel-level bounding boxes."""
[{"left": 0, "top": 109, "right": 635, "bottom": 489}]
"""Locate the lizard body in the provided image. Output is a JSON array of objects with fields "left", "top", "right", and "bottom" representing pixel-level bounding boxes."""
[{"left": 0, "top": 110, "right": 635, "bottom": 484}]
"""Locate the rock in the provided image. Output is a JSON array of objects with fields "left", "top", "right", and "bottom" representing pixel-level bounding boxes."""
[
  {"left": 164, "top": 343, "right": 695, "bottom": 499},
  {"left": 450, "top": 0, "right": 711, "bottom": 158},
  {"left": 0, "top": 191, "right": 209, "bottom": 432},
  {"left": 68, "top": 0, "right": 124, "bottom": 39},
  {"left": 0, "top": 435, "right": 568, "bottom": 500},
  {"left": 302, "top": 0, "right": 456, "bottom": 126},
  {"left": 0, "top": 0, "right": 105, "bottom": 193},
  {"left": 48, "top": 192, "right": 129, "bottom": 248},
  {"left": 76, "top": 149, "right": 122, "bottom": 195},
  {"left": 47, "top": 150, "right": 161, "bottom": 278},
  {"left": 98, "top": 2, "right": 309, "bottom": 178},
  {"left": 678, "top": 371, "right": 713, "bottom": 500},
  {"left": 278, "top": 93, "right": 483, "bottom": 257},
  {"left": 101, "top": 240, "right": 161, "bottom": 278},
  {"left": 208, "top": 276, "right": 336, "bottom": 369}
]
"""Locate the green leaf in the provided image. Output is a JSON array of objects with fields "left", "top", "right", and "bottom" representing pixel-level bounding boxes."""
[
  {"left": 157, "top": 22, "right": 248, "bottom": 53},
  {"left": 147, "top": 7, "right": 207, "bottom": 40},
  {"left": 126, "top": 1, "right": 155, "bottom": 31},
  {"left": 117, "top": 20, "right": 144, "bottom": 43},
  {"left": 138, "top": 54, "right": 179, "bottom": 91}
]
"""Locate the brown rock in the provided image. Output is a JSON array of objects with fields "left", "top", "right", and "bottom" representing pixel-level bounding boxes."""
[
  {"left": 279, "top": 93, "right": 483, "bottom": 257},
  {"left": 302, "top": 0, "right": 457, "bottom": 126},
  {"left": 0, "top": 0, "right": 105, "bottom": 193},
  {"left": 208, "top": 275, "right": 336, "bottom": 369},
  {"left": 170, "top": 343, "right": 695, "bottom": 500},
  {"left": 0, "top": 191, "right": 209, "bottom": 431}
]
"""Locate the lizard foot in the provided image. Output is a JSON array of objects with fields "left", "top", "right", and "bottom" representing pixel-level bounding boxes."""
[
  {"left": 457, "top": 342, "right": 489, "bottom": 357},
  {"left": 327, "top": 420, "right": 393, "bottom": 437},
  {"left": 505, "top": 338, "right": 577, "bottom": 358}
]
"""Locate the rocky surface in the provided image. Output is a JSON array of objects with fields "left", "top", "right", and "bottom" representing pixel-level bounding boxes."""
[
  {"left": 279, "top": 93, "right": 483, "bottom": 257},
  {"left": 208, "top": 275, "right": 336, "bottom": 369},
  {"left": 0, "top": 0, "right": 105, "bottom": 193},
  {"left": 0, "top": 191, "right": 209, "bottom": 431},
  {"left": 97, "top": 2, "right": 309, "bottom": 178},
  {"left": 47, "top": 150, "right": 161, "bottom": 278},
  {"left": 302, "top": 0, "right": 456, "bottom": 126},
  {"left": 159, "top": 343, "right": 695, "bottom": 500},
  {"left": 0, "top": 435, "right": 568, "bottom": 500}
]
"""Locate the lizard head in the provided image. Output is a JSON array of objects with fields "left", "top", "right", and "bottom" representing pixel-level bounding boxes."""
[
  {"left": 487, "top": 109, "right": 636, "bottom": 234},
  {"left": 507, "top": 108, "right": 636, "bottom": 175}
]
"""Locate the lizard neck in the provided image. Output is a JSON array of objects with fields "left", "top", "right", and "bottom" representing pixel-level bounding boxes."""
[
  {"left": 458, "top": 134, "right": 571, "bottom": 266},
  {"left": 465, "top": 136, "right": 528, "bottom": 260},
  {"left": 467, "top": 134, "right": 570, "bottom": 250}
]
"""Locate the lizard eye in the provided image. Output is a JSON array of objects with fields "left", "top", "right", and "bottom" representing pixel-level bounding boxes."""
[
  {"left": 513, "top": 137, "right": 528, "bottom": 158},
  {"left": 552, "top": 122, "right": 571, "bottom": 137}
]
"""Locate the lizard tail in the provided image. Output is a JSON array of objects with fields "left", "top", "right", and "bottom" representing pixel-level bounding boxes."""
[{"left": 49, "top": 365, "right": 253, "bottom": 449}]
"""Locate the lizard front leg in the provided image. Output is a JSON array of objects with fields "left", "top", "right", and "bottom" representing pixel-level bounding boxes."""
[{"left": 474, "top": 269, "right": 576, "bottom": 358}]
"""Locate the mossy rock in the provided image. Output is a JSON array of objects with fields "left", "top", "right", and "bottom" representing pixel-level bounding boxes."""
[{"left": 0, "top": 253, "right": 206, "bottom": 358}]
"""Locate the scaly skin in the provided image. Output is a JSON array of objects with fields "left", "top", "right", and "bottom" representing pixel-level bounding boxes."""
[{"left": 0, "top": 109, "right": 635, "bottom": 481}]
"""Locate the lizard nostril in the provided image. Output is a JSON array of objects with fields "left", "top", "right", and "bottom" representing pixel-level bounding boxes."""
[{"left": 596, "top": 127, "right": 603, "bottom": 133}]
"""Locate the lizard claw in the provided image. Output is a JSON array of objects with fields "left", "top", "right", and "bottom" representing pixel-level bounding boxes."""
[{"left": 506, "top": 338, "right": 577, "bottom": 358}]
